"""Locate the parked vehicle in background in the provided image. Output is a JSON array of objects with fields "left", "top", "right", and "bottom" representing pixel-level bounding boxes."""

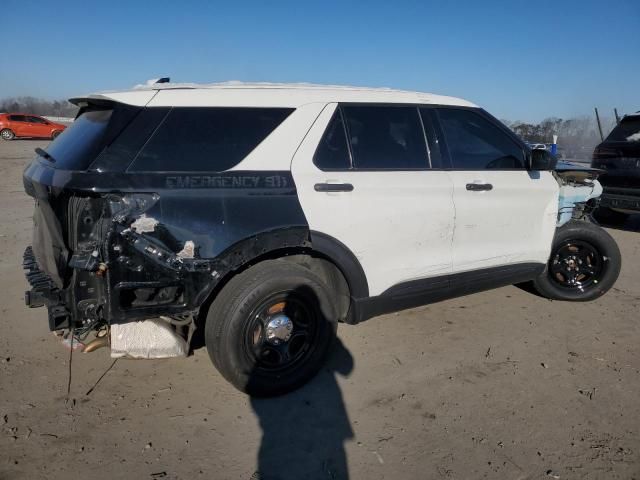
[
  {"left": 592, "top": 112, "right": 640, "bottom": 222},
  {"left": 22, "top": 82, "right": 622, "bottom": 396},
  {"left": 0, "top": 113, "right": 67, "bottom": 140}
]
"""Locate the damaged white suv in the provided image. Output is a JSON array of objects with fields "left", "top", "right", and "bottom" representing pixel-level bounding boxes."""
[{"left": 23, "top": 82, "right": 621, "bottom": 396}]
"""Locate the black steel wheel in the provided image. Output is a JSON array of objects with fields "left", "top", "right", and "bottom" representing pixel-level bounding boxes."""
[
  {"left": 205, "top": 259, "right": 337, "bottom": 397},
  {"left": 243, "top": 291, "right": 322, "bottom": 374},
  {"left": 549, "top": 240, "right": 604, "bottom": 290},
  {"left": 533, "top": 220, "right": 621, "bottom": 301}
]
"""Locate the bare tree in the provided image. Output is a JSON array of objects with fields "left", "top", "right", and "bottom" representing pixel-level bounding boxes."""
[{"left": 0, "top": 97, "right": 78, "bottom": 117}]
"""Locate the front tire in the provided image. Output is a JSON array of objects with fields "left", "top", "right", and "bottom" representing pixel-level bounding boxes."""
[
  {"left": 533, "top": 220, "right": 621, "bottom": 301},
  {"left": 51, "top": 130, "right": 62, "bottom": 140},
  {"left": 0, "top": 129, "right": 15, "bottom": 140},
  {"left": 205, "top": 259, "right": 337, "bottom": 397}
]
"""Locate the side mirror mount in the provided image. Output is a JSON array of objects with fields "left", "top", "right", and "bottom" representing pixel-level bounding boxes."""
[{"left": 529, "top": 148, "right": 558, "bottom": 171}]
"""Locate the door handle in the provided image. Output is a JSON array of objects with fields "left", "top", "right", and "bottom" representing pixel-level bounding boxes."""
[
  {"left": 314, "top": 183, "right": 354, "bottom": 192},
  {"left": 466, "top": 183, "right": 493, "bottom": 191}
]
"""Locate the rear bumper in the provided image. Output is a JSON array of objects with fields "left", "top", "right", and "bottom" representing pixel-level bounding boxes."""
[
  {"left": 23, "top": 246, "right": 71, "bottom": 330},
  {"left": 600, "top": 187, "right": 640, "bottom": 212}
]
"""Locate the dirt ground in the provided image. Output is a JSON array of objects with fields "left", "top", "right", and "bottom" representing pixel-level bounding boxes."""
[{"left": 1, "top": 140, "right": 639, "bottom": 480}]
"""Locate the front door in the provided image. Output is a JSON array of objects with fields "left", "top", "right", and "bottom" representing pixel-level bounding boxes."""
[
  {"left": 292, "top": 103, "right": 455, "bottom": 296},
  {"left": 433, "top": 107, "right": 559, "bottom": 273},
  {"left": 26, "top": 116, "right": 52, "bottom": 138}
]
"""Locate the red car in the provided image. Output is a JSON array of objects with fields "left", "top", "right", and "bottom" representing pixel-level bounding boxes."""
[{"left": 0, "top": 113, "right": 66, "bottom": 140}]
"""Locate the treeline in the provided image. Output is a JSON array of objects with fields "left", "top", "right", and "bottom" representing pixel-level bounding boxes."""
[
  {"left": 0, "top": 97, "right": 78, "bottom": 118},
  {"left": 503, "top": 116, "right": 616, "bottom": 159}
]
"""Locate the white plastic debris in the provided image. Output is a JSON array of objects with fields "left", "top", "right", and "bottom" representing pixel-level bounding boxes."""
[
  {"left": 111, "top": 319, "right": 188, "bottom": 359},
  {"left": 176, "top": 240, "right": 195, "bottom": 259},
  {"left": 130, "top": 214, "right": 159, "bottom": 233}
]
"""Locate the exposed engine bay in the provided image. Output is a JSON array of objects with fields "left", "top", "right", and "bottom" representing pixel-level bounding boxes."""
[{"left": 554, "top": 161, "right": 604, "bottom": 226}]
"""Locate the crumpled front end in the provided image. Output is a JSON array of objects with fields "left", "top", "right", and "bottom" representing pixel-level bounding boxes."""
[{"left": 554, "top": 163, "right": 605, "bottom": 226}]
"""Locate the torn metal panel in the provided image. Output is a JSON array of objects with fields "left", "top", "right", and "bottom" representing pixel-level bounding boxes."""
[
  {"left": 23, "top": 156, "right": 311, "bottom": 339},
  {"left": 554, "top": 162, "right": 605, "bottom": 226}
]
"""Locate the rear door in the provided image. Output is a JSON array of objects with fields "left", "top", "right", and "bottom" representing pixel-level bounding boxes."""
[
  {"left": 292, "top": 103, "right": 455, "bottom": 296},
  {"left": 432, "top": 107, "right": 559, "bottom": 273}
]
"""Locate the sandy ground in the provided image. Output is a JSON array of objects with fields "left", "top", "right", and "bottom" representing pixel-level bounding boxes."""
[{"left": 1, "top": 140, "right": 639, "bottom": 480}]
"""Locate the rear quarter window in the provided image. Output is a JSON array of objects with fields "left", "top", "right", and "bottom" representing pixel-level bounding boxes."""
[
  {"left": 128, "top": 107, "right": 294, "bottom": 172},
  {"left": 44, "top": 104, "right": 140, "bottom": 170}
]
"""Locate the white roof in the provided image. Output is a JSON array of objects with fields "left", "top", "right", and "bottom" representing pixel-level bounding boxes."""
[{"left": 74, "top": 81, "right": 478, "bottom": 109}]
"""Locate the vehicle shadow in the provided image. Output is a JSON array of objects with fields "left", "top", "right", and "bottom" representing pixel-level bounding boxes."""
[
  {"left": 249, "top": 336, "right": 354, "bottom": 480},
  {"left": 595, "top": 213, "right": 640, "bottom": 233}
]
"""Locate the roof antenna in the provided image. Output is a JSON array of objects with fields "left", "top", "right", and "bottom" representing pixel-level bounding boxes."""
[{"left": 145, "top": 77, "right": 170, "bottom": 86}]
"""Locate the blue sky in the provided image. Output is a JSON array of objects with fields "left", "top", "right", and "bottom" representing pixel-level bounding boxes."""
[{"left": 2, "top": 0, "right": 638, "bottom": 122}]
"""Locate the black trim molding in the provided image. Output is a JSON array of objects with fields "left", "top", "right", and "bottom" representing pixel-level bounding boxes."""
[{"left": 349, "top": 263, "right": 545, "bottom": 324}]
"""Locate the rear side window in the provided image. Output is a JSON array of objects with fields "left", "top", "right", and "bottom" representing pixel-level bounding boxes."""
[
  {"left": 342, "top": 106, "right": 428, "bottom": 169},
  {"left": 43, "top": 103, "right": 141, "bottom": 170},
  {"left": 129, "top": 107, "right": 293, "bottom": 172},
  {"left": 438, "top": 108, "right": 525, "bottom": 170},
  {"left": 314, "top": 109, "right": 351, "bottom": 170},
  {"left": 27, "top": 116, "right": 47, "bottom": 124},
  {"left": 45, "top": 109, "right": 113, "bottom": 170},
  {"left": 9, "top": 115, "right": 26, "bottom": 122},
  {"left": 606, "top": 117, "right": 640, "bottom": 142}
]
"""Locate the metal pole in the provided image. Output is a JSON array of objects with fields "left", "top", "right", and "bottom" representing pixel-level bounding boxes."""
[
  {"left": 614, "top": 108, "right": 621, "bottom": 124},
  {"left": 595, "top": 108, "right": 604, "bottom": 141}
]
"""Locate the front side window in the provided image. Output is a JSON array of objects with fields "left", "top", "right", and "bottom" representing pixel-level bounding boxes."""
[
  {"left": 129, "top": 107, "right": 293, "bottom": 172},
  {"left": 437, "top": 108, "right": 525, "bottom": 170},
  {"left": 341, "top": 106, "right": 428, "bottom": 169},
  {"left": 9, "top": 115, "right": 26, "bottom": 122}
]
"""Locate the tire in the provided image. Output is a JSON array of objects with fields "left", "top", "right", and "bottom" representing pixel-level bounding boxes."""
[
  {"left": 594, "top": 207, "right": 629, "bottom": 225},
  {"left": 51, "top": 130, "right": 62, "bottom": 140},
  {"left": 532, "top": 220, "right": 621, "bottom": 301},
  {"left": 205, "top": 259, "right": 338, "bottom": 397},
  {"left": 0, "top": 129, "right": 15, "bottom": 141}
]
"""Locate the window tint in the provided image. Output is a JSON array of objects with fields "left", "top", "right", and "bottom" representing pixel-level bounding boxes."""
[
  {"left": 28, "top": 116, "right": 47, "bottom": 124},
  {"left": 44, "top": 103, "right": 141, "bottom": 170},
  {"left": 314, "top": 109, "right": 351, "bottom": 170},
  {"left": 342, "top": 106, "right": 428, "bottom": 169},
  {"left": 129, "top": 107, "right": 293, "bottom": 172},
  {"left": 9, "top": 115, "right": 26, "bottom": 122},
  {"left": 438, "top": 108, "right": 525, "bottom": 169},
  {"left": 45, "top": 108, "right": 114, "bottom": 170}
]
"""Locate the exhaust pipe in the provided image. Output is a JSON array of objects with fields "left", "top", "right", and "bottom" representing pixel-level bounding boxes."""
[{"left": 82, "top": 336, "right": 109, "bottom": 353}]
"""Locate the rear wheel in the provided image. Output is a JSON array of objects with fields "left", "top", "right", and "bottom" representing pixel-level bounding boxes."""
[
  {"left": 532, "top": 220, "right": 621, "bottom": 301},
  {"left": 0, "top": 129, "right": 15, "bottom": 140},
  {"left": 205, "top": 259, "right": 337, "bottom": 397}
]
